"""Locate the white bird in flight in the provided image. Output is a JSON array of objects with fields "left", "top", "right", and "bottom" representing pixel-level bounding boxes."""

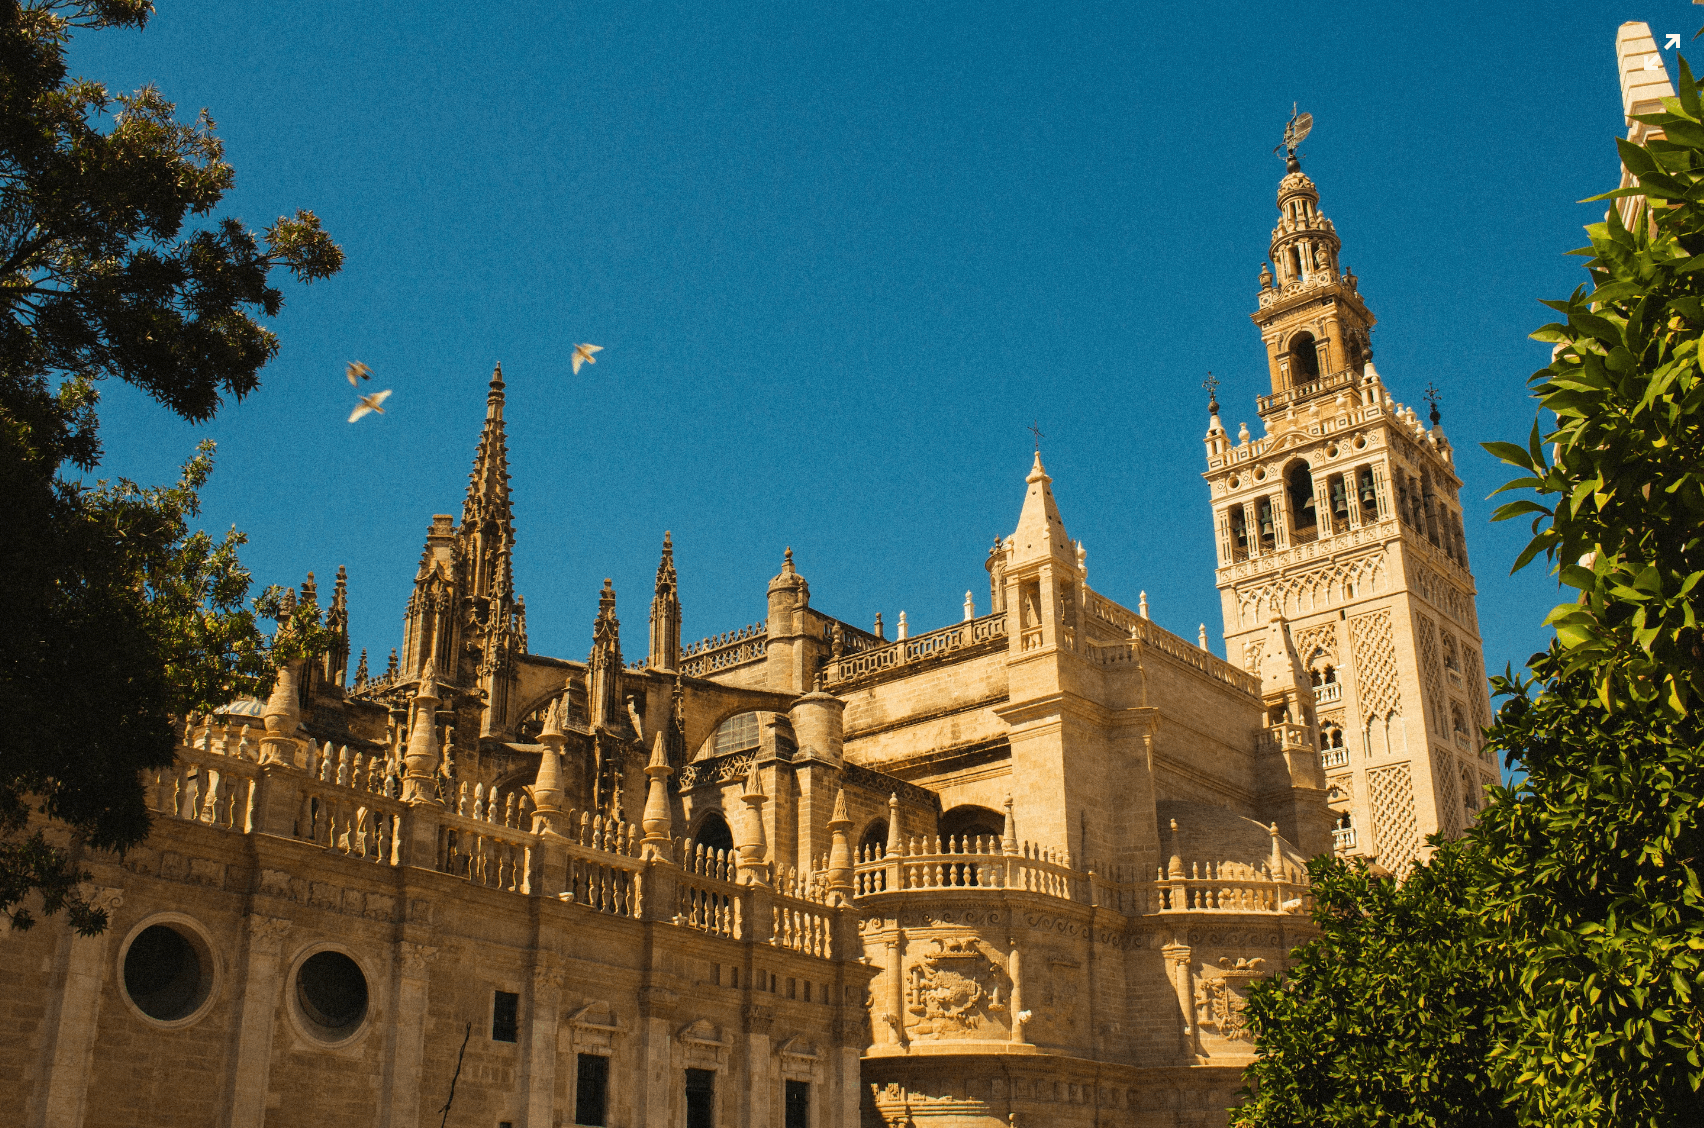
[
  {"left": 345, "top": 361, "right": 371, "bottom": 386},
  {"left": 349, "top": 389, "right": 392, "bottom": 422},
  {"left": 571, "top": 343, "right": 602, "bottom": 375}
]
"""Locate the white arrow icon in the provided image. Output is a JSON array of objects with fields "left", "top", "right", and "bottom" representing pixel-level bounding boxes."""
[{"left": 1666, "top": 33, "right": 1680, "bottom": 50}]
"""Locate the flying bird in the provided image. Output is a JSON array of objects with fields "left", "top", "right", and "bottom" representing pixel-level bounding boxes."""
[
  {"left": 345, "top": 361, "right": 371, "bottom": 386},
  {"left": 571, "top": 343, "right": 602, "bottom": 375},
  {"left": 348, "top": 389, "right": 392, "bottom": 422}
]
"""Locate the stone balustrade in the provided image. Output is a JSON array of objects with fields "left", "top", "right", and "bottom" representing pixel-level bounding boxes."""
[
  {"left": 1151, "top": 860, "right": 1309, "bottom": 915},
  {"left": 1332, "top": 826, "right": 1358, "bottom": 852},
  {"left": 1315, "top": 681, "right": 1342, "bottom": 705},
  {"left": 851, "top": 835, "right": 1083, "bottom": 901},
  {"left": 826, "top": 611, "right": 1007, "bottom": 685},
  {"left": 149, "top": 718, "right": 860, "bottom": 960},
  {"left": 1320, "top": 746, "right": 1350, "bottom": 769},
  {"left": 678, "top": 621, "right": 768, "bottom": 677},
  {"left": 1085, "top": 592, "right": 1262, "bottom": 697}
]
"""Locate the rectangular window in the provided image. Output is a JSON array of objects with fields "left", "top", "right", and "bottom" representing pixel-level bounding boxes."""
[
  {"left": 711, "top": 963, "right": 721, "bottom": 987},
  {"left": 492, "top": 990, "right": 519, "bottom": 1043},
  {"left": 785, "top": 1080, "right": 810, "bottom": 1128},
  {"left": 731, "top": 967, "right": 739, "bottom": 988},
  {"left": 803, "top": 981, "right": 811, "bottom": 1003},
  {"left": 787, "top": 977, "right": 797, "bottom": 999},
  {"left": 575, "top": 1053, "right": 609, "bottom": 1126},
  {"left": 685, "top": 1068, "right": 715, "bottom": 1128}
]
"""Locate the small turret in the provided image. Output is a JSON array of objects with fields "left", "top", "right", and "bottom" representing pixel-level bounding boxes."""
[{"left": 588, "top": 579, "right": 623, "bottom": 732}]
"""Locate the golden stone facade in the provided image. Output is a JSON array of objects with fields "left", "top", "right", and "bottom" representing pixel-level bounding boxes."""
[{"left": 4, "top": 148, "right": 1492, "bottom": 1128}]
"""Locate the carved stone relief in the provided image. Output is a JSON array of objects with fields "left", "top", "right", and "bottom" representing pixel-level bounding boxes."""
[
  {"left": 1194, "top": 957, "right": 1266, "bottom": 1043},
  {"left": 905, "top": 937, "right": 1009, "bottom": 1038}
]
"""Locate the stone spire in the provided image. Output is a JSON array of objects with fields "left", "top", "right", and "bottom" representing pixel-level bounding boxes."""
[
  {"left": 1009, "top": 452, "right": 1076, "bottom": 567},
  {"left": 588, "top": 579, "right": 623, "bottom": 732},
  {"left": 462, "top": 363, "right": 514, "bottom": 554},
  {"left": 323, "top": 564, "right": 350, "bottom": 688},
  {"left": 649, "top": 531, "right": 681, "bottom": 671}
]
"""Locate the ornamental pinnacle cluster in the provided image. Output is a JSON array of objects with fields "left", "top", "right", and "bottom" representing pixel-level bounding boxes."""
[{"left": 7, "top": 116, "right": 1510, "bottom": 1128}]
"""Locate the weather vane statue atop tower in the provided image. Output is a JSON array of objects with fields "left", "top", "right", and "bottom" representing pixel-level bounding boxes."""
[{"left": 1274, "top": 103, "right": 1313, "bottom": 174}]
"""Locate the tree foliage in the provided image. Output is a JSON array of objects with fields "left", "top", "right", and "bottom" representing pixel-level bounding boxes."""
[
  {"left": 1233, "top": 845, "right": 1515, "bottom": 1128},
  {"left": 0, "top": 0, "right": 341, "bottom": 932},
  {"left": 1234, "top": 48, "right": 1704, "bottom": 1128}
]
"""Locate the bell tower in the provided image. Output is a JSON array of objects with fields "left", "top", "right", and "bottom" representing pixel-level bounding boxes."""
[{"left": 1202, "top": 117, "right": 1500, "bottom": 873}]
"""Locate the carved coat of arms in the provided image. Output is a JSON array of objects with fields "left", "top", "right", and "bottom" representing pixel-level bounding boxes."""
[
  {"left": 1194, "top": 956, "right": 1266, "bottom": 1043},
  {"left": 905, "top": 938, "right": 1008, "bottom": 1038}
]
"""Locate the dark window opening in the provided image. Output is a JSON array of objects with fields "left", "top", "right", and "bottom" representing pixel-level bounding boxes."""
[
  {"left": 123, "top": 924, "right": 207, "bottom": 1022},
  {"left": 786, "top": 1080, "right": 810, "bottom": 1128},
  {"left": 1288, "top": 331, "right": 1320, "bottom": 384},
  {"left": 1357, "top": 468, "right": 1378, "bottom": 522},
  {"left": 1258, "top": 497, "right": 1277, "bottom": 551},
  {"left": 296, "top": 950, "right": 368, "bottom": 1039},
  {"left": 492, "top": 990, "right": 519, "bottom": 1042},
  {"left": 685, "top": 1068, "right": 715, "bottom": 1128},
  {"left": 1230, "top": 505, "right": 1250, "bottom": 561},
  {"left": 1287, "top": 464, "right": 1317, "bottom": 544},
  {"left": 576, "top": 1053, "right": 610, "bottom": 1126},
  {"left": 1328, "top": 474, "right": 1349, "bottom": 528}
]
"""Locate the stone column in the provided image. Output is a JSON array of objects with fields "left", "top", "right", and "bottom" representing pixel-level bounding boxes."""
[
  {"left": 227, "top": 914, "right": 293, "bottom": 1128},
  {"left": 523, "top": 965, "right": 564, "bottom": 1128},
  {"left": 741, "top": 1004, "right": 774, "bottom": 1128},
  {"left": 637, "top": 985, "right": 678, "bottom": 1126},
  {"left": 1162, "top": 942, "right": 1198, "bottom": 1059},
  {"left": 32, "top": 886, "right": 124, "bottom": 1128},
  {"left": 886, "top": 935, "right": 907, "bottom": 1047},
  {"left": 381, "top": 940, "right": 438, "bottom": 1128},
  {"left": 1008, "top": 940, "right": 1026, "bottom": 1045}
]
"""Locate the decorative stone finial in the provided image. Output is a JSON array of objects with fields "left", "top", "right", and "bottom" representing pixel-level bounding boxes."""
[
  {"left": 825, "top": 788, "right": 854, "bottom": 903},
  {"left": 640, "top": 730, "right": 674, "bottom": 857}
]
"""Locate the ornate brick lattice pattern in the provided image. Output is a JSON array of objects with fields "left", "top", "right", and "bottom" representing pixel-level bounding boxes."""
[
  {"left": 1293, "top": 622, "right": 1340, "bottom": 670},
  {"left": 1432, "top": 748, "right": 1461, "bottom": 837},
  {"left": 1368, "top": 763, "right": 1419, "bottom": 871},
  {"left": 1348, "top": 609, "right": 1399, "bottom": 722},
  {"left": 1464, "top": 645, "right": 1492, "bottom": 731},
  {"left": 1414, "top": 612, "right": 1445, "bottom": 736},
  {"left": 1234, "top": 551, "right": 1386, "bottom": 627}
]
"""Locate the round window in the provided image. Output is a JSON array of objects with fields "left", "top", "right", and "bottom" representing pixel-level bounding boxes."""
[
  {"left": 295, "top": 950, "right": 369, "bottom": 1040},
  {"left": 1252, "top": 466, "right": 1266, "bottom": 481},
  {"left": 1227, "top": 476, "right": 1240, "bottom": 490},
  {"left": 123, "top": 922, "right": 212, "bottom": 1023}
]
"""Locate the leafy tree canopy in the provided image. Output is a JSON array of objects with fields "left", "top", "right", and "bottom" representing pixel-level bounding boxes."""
[{"left": 0, "top": 0, "right": 341, "bottom": 933}]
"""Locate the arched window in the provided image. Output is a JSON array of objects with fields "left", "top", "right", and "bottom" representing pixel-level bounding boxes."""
[
  {"left": 711, "top": 712, "right": 760, "bottom": 757},
  {"left": 1286, "top": 462, "right": 1317, "bottom": 542},
  {"left": 1462, "top": 768, "right": 1480, "bottom": 813},
  {"left": 1451, "top": 703, "right": 1468, "bottom": 736},
  {"left": 1335, "top": 809, "right": 1353, "bottom": 830},
  {"left": 858, "top": 819, "right": 888, "bottom": 860},
  {"left": 693, "top": 811, "right": 734, "bottom": 855},
  {"left": 1322, "top": 724, "right": 1344, "bottom": 749},
  {"left": 1288, "top": 332, "right": 1320, "bottom": 384}
]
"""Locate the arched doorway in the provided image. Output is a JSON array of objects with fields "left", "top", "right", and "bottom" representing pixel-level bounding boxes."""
[
  {"left": 693, "top": 811, "right": 734, "bottom": 855},
  {"left": 938, "top": 805, "right": 1004, "bottom": 850},
  {"left": 858, "top": 818, "right": 889, "bottom": 860}
]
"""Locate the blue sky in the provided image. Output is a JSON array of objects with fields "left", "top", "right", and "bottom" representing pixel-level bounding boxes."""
[{"left": 68, "top": 2, "right": 1682, "bottom": 714}]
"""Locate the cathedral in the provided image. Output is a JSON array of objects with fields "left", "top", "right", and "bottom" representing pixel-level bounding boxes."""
[{"left": 4, "top": 128, "right": 1499, "bottom": 1128}]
